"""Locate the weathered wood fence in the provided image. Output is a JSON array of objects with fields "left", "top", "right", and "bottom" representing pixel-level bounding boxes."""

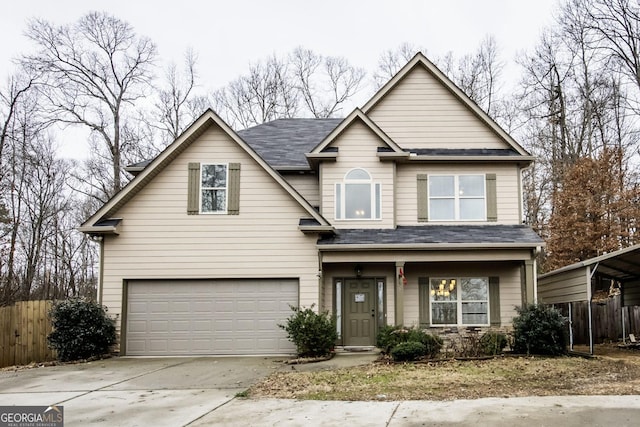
[
  {"left": 557, "top": 295, "right": 640, "bottom": 345},
  {"left": 0, "top": 300, "right": 56, "bottom": 368}
]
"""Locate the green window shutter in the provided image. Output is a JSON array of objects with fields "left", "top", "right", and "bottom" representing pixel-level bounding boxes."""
[
  {"left": 486, "top": 173, "right": 497, "bottom": 222},
  {"left": 417, "top": 174, "right": 428, "bottom": 222},
  {"left": 489, "top": 276, "right": 501, "bottom": 327},
  {"left": 187, "top": 162, "right": 201, "bottom": 215},
  {"left": 419, "top": 277, "right": 430, "bottom": 326},
  {"left": 227, "top": 163, "right": 241, "bottom": 215}
]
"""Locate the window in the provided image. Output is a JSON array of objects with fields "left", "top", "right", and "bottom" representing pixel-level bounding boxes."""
[
  {"left": 335, "top": 168, "right": 381, "bottom": 220},
  {"left": 429, "top": 277, "right": 489, "bottom": 326},
  {"left": 429, "top": 175, "right": 485, "bottom": 221},
  {"left": 201, "top": 164, "right": 227, "bottom": 213}
]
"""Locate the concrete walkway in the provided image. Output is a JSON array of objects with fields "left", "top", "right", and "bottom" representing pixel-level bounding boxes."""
[{"left": 1, "top": 354, "right": 639, "bottom": 426}]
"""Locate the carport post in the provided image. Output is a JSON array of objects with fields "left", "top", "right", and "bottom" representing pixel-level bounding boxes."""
[
  {"left": 568, "top": 303, "right": 574, "bottom": 351},
  {"left": 587, "top": 264, "right": 599, "bottom": 355}
]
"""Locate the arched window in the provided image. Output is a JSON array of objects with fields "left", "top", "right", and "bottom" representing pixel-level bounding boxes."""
[{"left": 335, "top": 168, "right": 381, "bottom": 220}]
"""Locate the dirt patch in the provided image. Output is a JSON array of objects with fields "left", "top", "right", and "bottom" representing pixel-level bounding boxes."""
[{"left": 248, "top": 345, "right": 640, "bottom": 401}]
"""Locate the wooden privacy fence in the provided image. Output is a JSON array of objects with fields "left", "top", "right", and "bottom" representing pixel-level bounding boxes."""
[
  {"left": 0, "top": 300, "right": 56, "bottom": 368},
  {"left": 557, "top": 295, "right": 640, "bottom": 345}
]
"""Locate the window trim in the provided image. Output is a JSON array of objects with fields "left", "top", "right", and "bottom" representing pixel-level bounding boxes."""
[
  {"left": 428, "top": 174, "right": 486, "bottom": 221},
  {"left": 428, "top": 276, "right": 490, "bottom": 327},
  {"left": 335, "top": 168, "right": 382, "bottom": 221},
  {"left": 199, "top": 162, "right": 229, "bottom": 214}
]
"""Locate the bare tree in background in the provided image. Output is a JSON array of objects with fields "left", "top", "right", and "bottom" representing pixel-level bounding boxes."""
[
  {"left": 212, "top": 55, "right": 297, "bottom": 129},
  {"left": 580, "top": 0, "right": 640, "bottom": 103},
  {"left": 373, "top": 42, "right": 426, "bottom": 88},
  {"left": 153, "top": 49, "right": 209, "bottom": 144},
  {"left": 213, "top": 49, "right": 365, "bottom": 129},
  {"left": 291, "top": 47, "right": 365, "bottom": 118},
  {"left": 22, "top": 12, "right": 157, "bottom": 198}
]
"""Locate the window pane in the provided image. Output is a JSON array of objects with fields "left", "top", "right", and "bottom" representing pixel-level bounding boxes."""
[
  {"left": 201, "top": 189, "right": 226, "bottom": 212},
  {"left": 462, "top": 302, "right": 488, "bottom": 324},
  {"left": 335, "top": 183, "right": 342, "bottom": 219},
  {"left": 461, "top": 278, "right": 488, "bottom": 300},
  {"left": 430, "top": 199, "right": 455, "bottom": 220},
  {"left": 432, "top": 303, "right": 457, "bottom": 324},
  {"left": 375, "top": 183, "right": 381, "bottom": 219},
  {"left": 345, "top": 183, "right": 371, "bottom": 219},
  {"left": 346, "top": 169, "right": 371, "bottom": 180},
  {"left": 429, "top": 176, "right": 454, "bottom": 197},
  {"left": 459, "top": 175, "right": 484, "bottom": 197},
  {"left": 202, "top": 164, "right": 227, "bottom": 187},
  {"left": 430, "top": 279, "right": 457, "bottom": 301},
  {"left": 377, "top": 280, "right": 385, "bottom": 329},
  {"left": 460, "top": 199, "right": 485, "bottom": 220}
]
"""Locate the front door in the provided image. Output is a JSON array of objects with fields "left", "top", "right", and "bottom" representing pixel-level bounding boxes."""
[{"left": 343, "top": 279, "right": 376, "bottom": 346}]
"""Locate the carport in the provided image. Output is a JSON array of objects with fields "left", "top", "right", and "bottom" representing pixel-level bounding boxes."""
[{"left": 538, "top": 244, "right": 640, "bottom": 354}]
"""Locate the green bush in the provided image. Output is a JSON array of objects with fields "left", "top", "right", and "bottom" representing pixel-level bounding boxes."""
[
  {"left": 279, "top": 305, "right": 337, "bottom": 357},
  {"left": 48, "top": 298, "right": 116, "bottom": 362},
  {"left": 479, "top": 331, "right": 508, "bottom": 355},
  {"left": 390, "top": 341, "right": 426, "bottom": 362},
  {"left": 512, "top": 303, "right": 568, "bottom": 356},
  {"left": 376, "top": 326, "right": 443, "bottom": 358}
]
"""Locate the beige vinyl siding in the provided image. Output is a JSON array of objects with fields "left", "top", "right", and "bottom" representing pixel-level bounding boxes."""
[
  {"left": 403, "top": 262, "right": 523, "bottom": 327},
  {"left": 320, "top": 120, "right": 395, "bottom": 228},
  {"left": 283, "top": 174, "right": 320, "bottom": 207},
  {"left": 538, "top": 268, "right": 589, "bottom": 304},
  {"left": 101, "top": 125, "right": 320, "bottom": 332},
  {"left": 367, "top": 65, "right": 511, "bottom": 150},
  {"left": 396, "top": 163, "right": 522, "bottom": 225}
]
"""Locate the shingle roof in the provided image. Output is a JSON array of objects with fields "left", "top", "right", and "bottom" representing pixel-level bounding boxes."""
[
  {"left": 317, "top": 225, "right": 544, "bottom": 247},
  {"left": 237, "top": 118, "right": 342, "bottom": 169}
]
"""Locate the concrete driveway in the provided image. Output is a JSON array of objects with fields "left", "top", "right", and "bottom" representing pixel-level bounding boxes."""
[
  {"left": 0, "top": 356, "right": 284, "bottom": 426},
  {"left": 2, "top": 355, "right": 640, "bottom": 426}
]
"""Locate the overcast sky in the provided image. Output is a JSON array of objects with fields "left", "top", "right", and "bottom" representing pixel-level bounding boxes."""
[
  {"left": 1, "top": 0, "right": 560, "bottom": 157},
  {"left": 2, "top": 0, "right": 560, "bottom": 89}
]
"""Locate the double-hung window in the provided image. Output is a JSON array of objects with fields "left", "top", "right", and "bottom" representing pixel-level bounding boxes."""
[
  {"left": 200, "top": 163, "right": 228, "bottom": 213},
  {"left": 335, "top": 168, "right": 381, "bottom": 220},
  {"left": 429, "top": 277, "right": 489, "bottom": 326},
  {"left": 429, "top": 175, "right": 485, "bottom": 221}
]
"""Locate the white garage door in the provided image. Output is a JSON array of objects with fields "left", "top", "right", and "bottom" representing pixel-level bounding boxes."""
[{"left": 126, "top": 279, "right": 298, "bottom": 356}]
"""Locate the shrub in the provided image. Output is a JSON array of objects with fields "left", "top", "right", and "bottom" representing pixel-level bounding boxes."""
[
  {"left": 512, "top": 303, "right": 568, "bottom": 356},
  {"left": 390, "top": 341, "right": 426, "bottom": 362},
  {"left": 376, "top": 326, "right": 443, "bottom": 358},
  {"left": 279, "top": 305, "right": 337, "bottom": 357},
  {"left": 480, "top": 331, "right": 508, "bottom": 355},
  {"left": 48, "top": 298, "right": 116, "bottom": 362}
]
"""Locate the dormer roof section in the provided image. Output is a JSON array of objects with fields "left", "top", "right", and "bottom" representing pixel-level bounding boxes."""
[{"left": 306, "top": 108, "right": 408, "bottom": 166}]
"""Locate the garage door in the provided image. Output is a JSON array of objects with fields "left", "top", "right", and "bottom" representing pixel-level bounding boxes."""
[{"left": 125, "top": 279, "right": 298, "bottom": 356}]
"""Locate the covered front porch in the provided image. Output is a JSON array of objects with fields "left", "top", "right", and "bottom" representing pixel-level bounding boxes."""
[{"left": 319, "top": 252, "right": 537, "bottom": 347}]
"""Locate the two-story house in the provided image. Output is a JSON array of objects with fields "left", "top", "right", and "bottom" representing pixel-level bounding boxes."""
[{"left": 80, "top": 53, "right": 544, "bottom": 355}]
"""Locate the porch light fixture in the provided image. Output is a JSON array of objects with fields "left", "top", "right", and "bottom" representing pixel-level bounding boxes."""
[{"left": 355, "top": 264, "right": 363, "bottom": 277}]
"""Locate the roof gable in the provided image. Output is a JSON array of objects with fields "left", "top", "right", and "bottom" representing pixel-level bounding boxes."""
[
  {"left": 362, "top": 53, "right": 530, "bottom": 156},
  {"left": 81, "top": 109, "right": 331, "bottom": 230},
  {"left": 310, "top": 108, "right": 404, "bottom": 154}
]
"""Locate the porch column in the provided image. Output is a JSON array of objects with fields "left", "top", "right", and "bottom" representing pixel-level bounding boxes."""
[{"left": 395, "top": 261, "right": 405, "bottom": 325}]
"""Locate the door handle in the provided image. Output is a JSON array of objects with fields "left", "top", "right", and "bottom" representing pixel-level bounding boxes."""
[{"left": 371, "top": 308, "right": 375, "bottom": 318}]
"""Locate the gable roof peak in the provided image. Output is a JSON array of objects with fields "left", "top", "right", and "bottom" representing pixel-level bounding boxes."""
[{"left": 363, "top": 52, "right": 530, "bottom": 157}]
